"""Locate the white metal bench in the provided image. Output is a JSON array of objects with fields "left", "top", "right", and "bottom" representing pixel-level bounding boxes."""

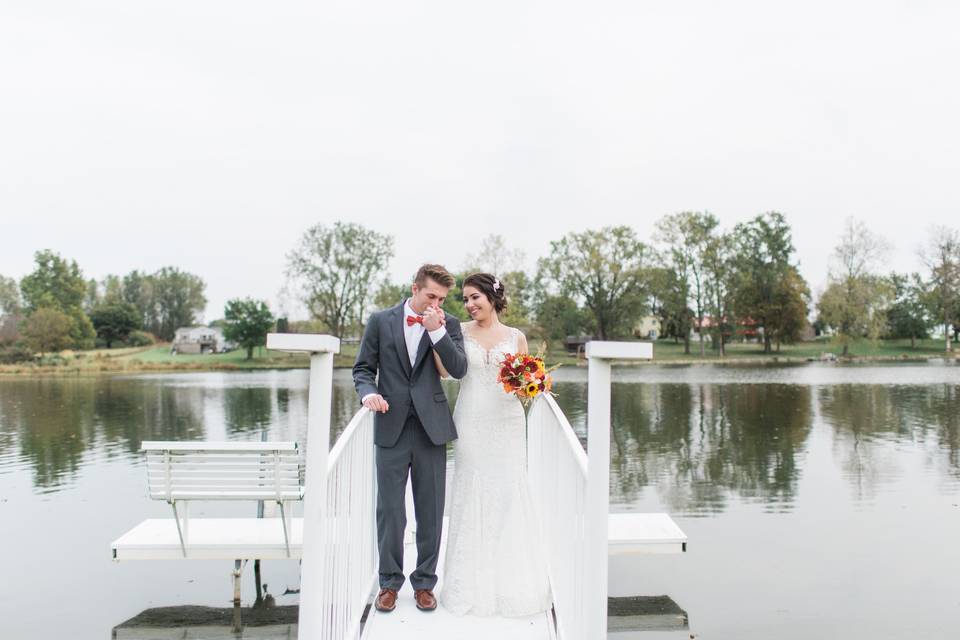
[{"left": 114, "top": 441, "right": 304, "bottom": 560}]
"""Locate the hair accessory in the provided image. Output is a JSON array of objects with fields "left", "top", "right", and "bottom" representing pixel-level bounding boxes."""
[{"left": 493, "top": 278, "right": 501, "bottom": 292}]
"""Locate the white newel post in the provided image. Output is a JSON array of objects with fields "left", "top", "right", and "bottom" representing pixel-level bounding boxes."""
[
  {"left": 266, "top": 333, "right": 341, "bottom": 640},
  {"left": 584, "top": 341, "right": 653, "bottom": 639}
]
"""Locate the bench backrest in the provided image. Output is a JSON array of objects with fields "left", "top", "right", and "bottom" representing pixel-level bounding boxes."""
[{"left": 142, "top": 441, "right": 303, "bottom": 503}]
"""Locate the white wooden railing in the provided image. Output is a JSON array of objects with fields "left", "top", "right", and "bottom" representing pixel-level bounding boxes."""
[
  {"left": 266, "top": 334, "right": 653, "bottom": 640},
  {"left": 318, "top": 408, "right": 377, "bottom": 640},
  {"left": 528, "top": 341, "right": 654, "bottom": 640},
  {"left": 527, "top": 395, "right": 589, "bottom": 640}
]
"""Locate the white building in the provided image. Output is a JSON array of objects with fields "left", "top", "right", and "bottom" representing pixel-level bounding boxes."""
[{"left": 171, "top": 326, "right": 233, "bottom": 354}]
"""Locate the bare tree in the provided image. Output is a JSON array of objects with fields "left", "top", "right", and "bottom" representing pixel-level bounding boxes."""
[
  {"left": 817, "top": 218, "right": 892, "bottom": 356},
  {"left": 285, "top": 222, "right": 394, "bottom": 338},
  {"left": 656, "top": 212, "right": 720, "bottom": 355},
  {"left": 461, "top": 234, "right": 526, "bottom": 275}
]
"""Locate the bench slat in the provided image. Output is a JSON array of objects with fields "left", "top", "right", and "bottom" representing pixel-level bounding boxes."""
[
  {"left": 145, "top": 454, "right": 301, "bottom": 463},
  {"left": 147, "top": 468, "right": 301, "bottom": 477},
  {"left": 141, "top": 441, "right": 298, "bottom": 452},
  {"left": 147, "top": 479, "right": 301, "bottom": 491},
  {"left": 149, "top": 490, "right": 304, "bottom": 500}
]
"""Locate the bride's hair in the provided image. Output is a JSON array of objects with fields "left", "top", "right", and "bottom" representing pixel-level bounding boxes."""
[{"left": 462, "top": 273, "right": 508, "bottom": 313}]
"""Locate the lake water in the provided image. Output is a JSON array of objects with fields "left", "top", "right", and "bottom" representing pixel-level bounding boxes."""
[{"left": 1, "top": 362, "right": 959, "bottom": 638}]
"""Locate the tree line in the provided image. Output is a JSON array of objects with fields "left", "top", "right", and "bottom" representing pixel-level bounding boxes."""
[
  {"left": 0, "top": 250, "right": 277, "bottom": 363},
  {"left": 0, "top": 251, "right": 208, "bottom": 361},
  {"left": 3, "top": 214, "right": 959, "bottom": 363},
  {"left": 284, "top": 215, "right": 960, "bottom": 356}
]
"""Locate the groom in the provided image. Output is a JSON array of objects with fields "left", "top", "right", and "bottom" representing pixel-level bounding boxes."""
[{"left": 353, "top": 263, "right": 468, "bottom": 613}]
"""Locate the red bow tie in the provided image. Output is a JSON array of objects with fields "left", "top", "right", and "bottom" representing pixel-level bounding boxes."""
[{"left": 406, "top": 315, "right": 424, "bottom": 327}]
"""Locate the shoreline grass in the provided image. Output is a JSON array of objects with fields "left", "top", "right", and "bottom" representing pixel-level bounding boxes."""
[{"left": 1, "top": 337, "right": 956, "bottom": 377}]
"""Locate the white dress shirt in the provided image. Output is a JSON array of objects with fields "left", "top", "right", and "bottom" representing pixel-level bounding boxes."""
[
  {"left": 403, "top": 299, "right": 447, "bottom": 367},
  {"left": 361, "top": 300, "right": 447, "bottom": 404}
]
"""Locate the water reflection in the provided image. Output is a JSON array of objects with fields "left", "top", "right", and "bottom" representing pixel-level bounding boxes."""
[
  {"left": 605, "top": 383, "right": 813, "bottom": 514},
  {"left": 0, "top": 368, "right": 958, "bottom": 507},
  {"left": 818, "top": 384, "right": 960, "bottom": 498},
  {"left": 224, "top": 387, "right": 273, "bottom": 433}
]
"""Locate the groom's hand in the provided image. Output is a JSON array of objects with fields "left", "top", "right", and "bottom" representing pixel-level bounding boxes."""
[
  {"left": 363, "top": 394, "right": 390, "bottom": 413},
  {"left": 422, "top": 306, "right": 444, "bottom": 332}
]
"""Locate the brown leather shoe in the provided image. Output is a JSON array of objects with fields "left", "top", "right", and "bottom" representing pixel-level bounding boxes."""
[
  {"left": 375, "top": 588, "right": 398, "bottom": 612},
  {"left": 414, "top": 589, "right": 437, "bottom": 611}
]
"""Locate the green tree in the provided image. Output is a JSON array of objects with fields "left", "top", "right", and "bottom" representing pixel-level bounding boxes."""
[
  {"left": 223, "top": 298, "right": 274, "bottom": 360},
  {"left": 21, "top": 308, "right": 73, "bottom": 356},
  {"left": 373, "top": 279, "right": 410, "bottom": 312},
  {"left": 285, "top": 222, "right": 394, "bottom": 338},
  {"left": 19, "top": 250, "right": 96, "bottom": 348},
  {"left": 920, "top": 225, "right": 960, "bottom": 352},
  {"left": 702, "top": 232, "right": 737, "bottom": 357},
  {"left": 89, "top": 302, "right": 141, "bottom": 348},
  {"left": 655, "top": 211, "right": 719, "bottom": 356},
  {"left": 499, "top": 270, "right": 534, "bottom": 327},
  {"left": 767, "top": 266, "right": 811, "bottom": 351},
  {"left": 816, "top": 218, "right": 892, "bottom": 356},
  {"left": 150, "top": 267, "right": 207, "bottom": 341},
  {"left": 442, "top": 271, "right": 471, "bottom": 322},
  {"left": 538, "top": 226, "right": 652, "bottom": 340},
  {"left": 534, "top": 295, "right": 588, "bottom": 344},
  {"left": 885, "top": 272, "right": 930, "bottom": 348},
  {"left": 0, "top": 275, "right": 21, "bottom": 316},
  {"left": 20, "top": 250, "right": 87, "bottom": 312},
  {"left": 648, "top": 265, "right": 692, "bottom": 346},
  {"left": 731, "top": 212, "right": 798, "bottom": 353},
  {"left": 100, "top": 274, "right": 125, "bottom": 305}
]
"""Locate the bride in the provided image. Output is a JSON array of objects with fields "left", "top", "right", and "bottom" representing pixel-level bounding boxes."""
[{"left": 434, "top": 272, "right": 551, "bottom": 617}]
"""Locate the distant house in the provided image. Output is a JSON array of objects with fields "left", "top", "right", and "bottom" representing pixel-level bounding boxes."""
[
  {"left": 171, "top": 326, "right": 234, "bottom": 354},
  {"left": 633, "top": 315, "right": 661, "bottom": 340}
]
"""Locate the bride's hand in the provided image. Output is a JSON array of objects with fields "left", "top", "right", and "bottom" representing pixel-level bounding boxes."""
[{"left": 422, "top": 306, "right": 444, "bottom": 331}]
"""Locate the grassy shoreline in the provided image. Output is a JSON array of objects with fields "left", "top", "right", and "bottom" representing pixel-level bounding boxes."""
[{"left": 0, "top": 338, "right": 956, "bottom": 377}]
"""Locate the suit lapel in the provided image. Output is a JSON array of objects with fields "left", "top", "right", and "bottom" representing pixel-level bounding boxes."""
[
  {"left": 392, "top": 302, "right": 412, "bottom": 378},
  {"left": 412, "top": 331, "right": 432, "bottom": 372}
]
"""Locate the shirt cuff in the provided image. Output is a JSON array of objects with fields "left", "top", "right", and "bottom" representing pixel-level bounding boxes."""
[
  {"left": 427, "top": 326, "right": 447, "bottom": 343},
  {"left": 361, "top": 393, "right": 377, "bottom": 404}
]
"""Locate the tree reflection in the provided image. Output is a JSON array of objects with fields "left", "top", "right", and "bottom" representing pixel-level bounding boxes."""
[
  {"left": 224, "top": 387, "right": 273, "bottom": 433},
  {"left": 7, "top": 379, "right": 97, "bottom": 489},
  {"left": 819, "top": 384, "right": 960, "bottom": 496},
  {"left": 609, "top": 383, "right": 813, "bottom": 514}
]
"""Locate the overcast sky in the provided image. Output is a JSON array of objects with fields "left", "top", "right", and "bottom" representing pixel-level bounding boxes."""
[{"left": 2, "top": 1, "right": 958, "bottom": 321}]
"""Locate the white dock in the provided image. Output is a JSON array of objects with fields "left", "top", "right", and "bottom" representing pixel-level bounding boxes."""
[{"left": 112, "top": 336, "right": 686, "bottom": 640}]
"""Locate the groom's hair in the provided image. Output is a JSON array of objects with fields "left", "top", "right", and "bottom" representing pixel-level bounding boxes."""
[{"left": 414, "top": 264, "right": 455, "bottom": 289}]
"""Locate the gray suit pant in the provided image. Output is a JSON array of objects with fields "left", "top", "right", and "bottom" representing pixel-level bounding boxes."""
[{"left": 375, "top": 410, "right": 446, "bottom": 591}]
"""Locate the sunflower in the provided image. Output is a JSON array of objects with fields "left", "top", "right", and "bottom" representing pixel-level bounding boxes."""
[{"left": 525, "top": 382, "right": 540, "bottom": 397}]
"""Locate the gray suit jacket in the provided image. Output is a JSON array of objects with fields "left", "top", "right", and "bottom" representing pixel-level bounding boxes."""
[{"left": 353, "top": 300, "right": 468, "bottom": 447}]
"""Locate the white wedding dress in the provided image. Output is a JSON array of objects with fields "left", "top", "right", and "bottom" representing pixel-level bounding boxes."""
[{"left": 440, "top": 326, "right": 552, "bottom": 617}]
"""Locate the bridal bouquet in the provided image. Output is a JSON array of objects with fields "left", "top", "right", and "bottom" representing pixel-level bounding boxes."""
[{"left": 497, "top": 352, "right": 558, "bottom": 405}]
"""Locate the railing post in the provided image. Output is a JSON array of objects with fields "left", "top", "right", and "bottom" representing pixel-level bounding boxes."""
[
  {"left": 584, "top": 341, "right": 653, "bottom": 639},
  {"left": 266, "top": 333, "right": 341, "bottom": 640}
]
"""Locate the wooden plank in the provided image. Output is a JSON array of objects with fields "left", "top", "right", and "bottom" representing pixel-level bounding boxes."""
[
  {"left": 266, "top": 333, "right": 340, "bottom": 354},
  {"left": 111, "top": 518, "right": 304, "bottom": 560},
  {"left": 608, "top": 513, "right": 687, "bottom": 555},
  {"left": 363, "top": 528, "right": 553, "bottom": 640},
  {"left": 584, "top": 341, "right": 653, "bottom": 361}
]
